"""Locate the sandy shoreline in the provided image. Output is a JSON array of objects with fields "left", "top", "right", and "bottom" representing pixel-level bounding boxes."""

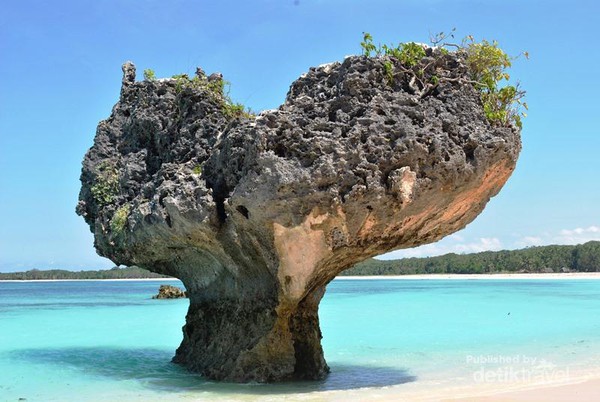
[
  {"left": 263, "top": 371, "right": 600, "bottom": 402},
  {"left": 445, "top": 376, "right": 600, "bottom": 401},
  {"left": 2, "top": 273, "right": 600, "bottom": 282},
  {"left": 338, "top": 272, "right": 600, "bottom": 280},
  {"left": 327, "top": 371, "right": 600, "bottom": 402}
]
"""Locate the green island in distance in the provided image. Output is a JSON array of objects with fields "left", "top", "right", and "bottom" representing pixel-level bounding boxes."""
[{"left": 1, "top": 241, "right": 598, "bottom": 280}]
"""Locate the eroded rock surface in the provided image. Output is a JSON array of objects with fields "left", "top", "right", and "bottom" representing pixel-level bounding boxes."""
[
  {"left": 152, "top": 284, "right": 187, "bottom": 299},
  {"left": 77, "top": 52, "right": 521, "bottom": 382}
]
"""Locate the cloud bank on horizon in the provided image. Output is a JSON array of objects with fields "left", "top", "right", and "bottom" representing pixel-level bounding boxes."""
[{"left": 380, "top": 225, "right": 600, "bottom": 260}]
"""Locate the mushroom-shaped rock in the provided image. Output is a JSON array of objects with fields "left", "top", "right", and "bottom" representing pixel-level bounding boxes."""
[{"left": 77, "top": 52, "right": 520, "bottom": 382}]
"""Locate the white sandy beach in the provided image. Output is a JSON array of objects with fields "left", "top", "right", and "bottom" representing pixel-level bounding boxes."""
[
  {"left": 296, "top": 372, "right": 600, "bottom": 402},
  {"left": 446, "top": 376, "right": 600, "bottom": 402},
  {"left": 338, "top": 272, "right": 600, "bottom": 280}
]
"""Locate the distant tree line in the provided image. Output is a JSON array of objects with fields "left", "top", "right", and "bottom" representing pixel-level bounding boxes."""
[
  {"left": 342, "top": 241, "right": 600, "bottom": 275},
  {"left": 0, "top": 266, "right": 170, "bottom": 280},
  {"left": 2, "top": 241, "right": 599, "bottom": 280}
]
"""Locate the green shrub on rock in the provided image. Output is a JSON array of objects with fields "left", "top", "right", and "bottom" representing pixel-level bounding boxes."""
[
  {"left": 110, "top": 204, "right": 130, "bottom": 235},
  {"left": 143, "top": 69, "right": 156, "bottom": 81},
  {"left": 90, "top": 163, "right": 119, "bottom": 206},
  {"left": 360, "top": 31, "right": 527, "bottom": 129}
]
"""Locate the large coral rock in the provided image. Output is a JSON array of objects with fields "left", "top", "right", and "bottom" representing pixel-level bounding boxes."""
[{"left": 77, "top": 51, "right": 520, "bottom": 382}]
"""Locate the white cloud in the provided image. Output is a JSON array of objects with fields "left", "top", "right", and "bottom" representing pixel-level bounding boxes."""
[
  {"left": 561, "top": 226, "right": 599, "bottom": 235},
  {"left": 377, "top": 224, "right": 600, "bottom": 261},
  {"left": 515, "top": 225, "right": 600, "bottom": 248},
  {"left": 378, "top": 236, "right": 502, "bottom": 260},
  {"left": 449, "top": 233, "right": 465, "bottom": 242},
  {"left": 459, "top": 237, "right": 502, "bottom": 253},
  {"left": 555, "top": 225, "right": 600, "bottom": 244},
  {"left": 517, "top": 236, "right": 543, "bottom": 247}
]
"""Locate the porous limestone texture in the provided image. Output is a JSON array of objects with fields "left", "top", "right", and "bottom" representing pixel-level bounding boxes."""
[
  {"left": 77, "top": 51, "right": 521, "bottom": 382},
  {"left": 152, "top": 284, "right": 187, "bottom": 299}
]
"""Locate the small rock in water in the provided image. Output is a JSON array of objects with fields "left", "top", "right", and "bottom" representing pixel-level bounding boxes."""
[{"left": 152, "top": 284, "right": 187, "bottom": 299}]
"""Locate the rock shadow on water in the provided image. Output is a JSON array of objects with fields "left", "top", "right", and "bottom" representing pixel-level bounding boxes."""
[
  {"left": 228, "top": 364, "right": 417, "bottom": 394},
  {"left": 10, "top": 347, "right": 417, "bottom": 394}
]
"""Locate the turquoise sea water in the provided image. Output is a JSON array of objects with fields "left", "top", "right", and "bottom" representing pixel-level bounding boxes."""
[{"left": 1, "top": 279, "right": 600, "bottom": 401}]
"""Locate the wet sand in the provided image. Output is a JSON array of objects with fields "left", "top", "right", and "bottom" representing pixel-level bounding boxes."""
[{"left": 446, "top": 377, "right": 600, "bottom": 402}]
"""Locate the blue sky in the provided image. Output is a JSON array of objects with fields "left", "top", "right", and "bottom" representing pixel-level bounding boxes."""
[{"left": 0, "top": 0, "right": 599, "bottom": 271}]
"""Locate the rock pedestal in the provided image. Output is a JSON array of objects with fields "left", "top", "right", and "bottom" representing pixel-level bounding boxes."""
[{"left": 77, "top": 51, "right": 521, "bottom": 382}]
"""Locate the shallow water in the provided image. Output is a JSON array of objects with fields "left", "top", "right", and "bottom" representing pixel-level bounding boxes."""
[{"left": 1, "top": 279, "right": 599, "bottom": 401}]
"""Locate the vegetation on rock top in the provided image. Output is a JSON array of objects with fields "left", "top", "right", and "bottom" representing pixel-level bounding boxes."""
[
  {"left": 360, "top": 31, "right": 527, "bottom": 128},
  {"left": 143, "top": 68, "right": 156, "bottom": 81},
  {"left": 168, "top": 72, "right": 253, "bottom": 119}
]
